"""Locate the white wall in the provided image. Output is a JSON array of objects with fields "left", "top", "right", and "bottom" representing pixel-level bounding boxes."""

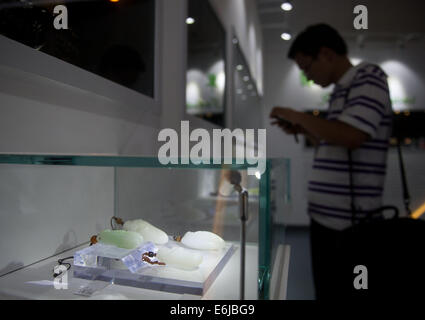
[
  {"left": 263, "top": 37, "right": 425, "bottom": 225},
  {"left": 0, "top": 0, "right": 264, "bottom": 276}
]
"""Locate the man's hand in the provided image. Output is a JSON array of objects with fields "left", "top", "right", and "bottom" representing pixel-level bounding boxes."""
[
  {"left": 270, "top": 106, "right": 369, "bottom": 149},
  {"left": 270, "top": 118, "right": 302, "bottom": 135},
  {"left": 269, "top": 106, "right": 303, "bottom": 126},
  {"left": 270, "top": 106, "right": 306, "bottom": 143},
  {"left": 270, "top": 106, "right": 304, "bottom": 134}
]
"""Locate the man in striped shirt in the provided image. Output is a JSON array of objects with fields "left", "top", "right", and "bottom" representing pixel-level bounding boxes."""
[{"left": 270, "top": 24, "right": 392, "bottom": 299}]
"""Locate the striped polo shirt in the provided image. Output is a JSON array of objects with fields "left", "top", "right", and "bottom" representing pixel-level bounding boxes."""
[{"left": 308, "top": 62, "right": 393, "bottom": 230}]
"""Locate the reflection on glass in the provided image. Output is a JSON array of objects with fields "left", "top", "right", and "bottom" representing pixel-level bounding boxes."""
[
  {"left": 186, "top": 0, "right": 226, "bottom": 127},
  {"left": 0, "top": 0, "right": 155, "bottom": 97}
]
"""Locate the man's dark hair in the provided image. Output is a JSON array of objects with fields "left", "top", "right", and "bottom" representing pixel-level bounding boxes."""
[{"left": 288, "top": 23, "right": 348, "bottom": 59}]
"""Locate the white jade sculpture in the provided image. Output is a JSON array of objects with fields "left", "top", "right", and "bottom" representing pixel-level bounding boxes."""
[
  {"left": 123, "top": 219, "right": 168, "bottom": 245},
  {"left": 181, "top": 231, "right": 225, "bottom": 250},
  {"left": 157, "top": 246, "right": 203, "bottom": 270}
]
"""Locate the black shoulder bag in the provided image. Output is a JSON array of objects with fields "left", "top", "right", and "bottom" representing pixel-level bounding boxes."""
[
  {"left": 339, "top": 68, "right": 425, "bottom": 297},
  {"left": 343, "top": 133, "right": 425, "bottom": 298}
]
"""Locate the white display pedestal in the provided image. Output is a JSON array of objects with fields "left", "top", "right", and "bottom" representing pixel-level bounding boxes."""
[{"left": 0, "top": 242, "right": 260, "bottom": 300}]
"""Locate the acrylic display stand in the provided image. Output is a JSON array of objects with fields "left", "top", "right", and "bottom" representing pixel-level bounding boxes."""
[{"left": 73, "top": 239, "right": 236, "bottom": 296}]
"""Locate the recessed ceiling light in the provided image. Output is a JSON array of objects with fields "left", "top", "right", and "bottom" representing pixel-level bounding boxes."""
[
  {"left": 186, "top": 17, "right": 195, "bottom": 25},
  {"left": 281, "top": 1, "right": 293, "bottom": 11},
  {"left": 281, "top": 32, "right": 292, "bottom": 41}
]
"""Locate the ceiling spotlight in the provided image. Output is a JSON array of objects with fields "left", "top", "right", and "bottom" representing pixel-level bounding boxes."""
[
  {"left": 186, "top": 17, "right": 195, "bottom": 25},
  {"left": 243, "top": 76, "right": 250, "bottom": 82},
  {"left": 236, "top": 65, "right": 244, "bottom": 71},
  {"left": 281, "top": 1, "right": 293, "bottom": 11},
  {"left": 281, "top": 32, "right": 292, "bottom": 41}
]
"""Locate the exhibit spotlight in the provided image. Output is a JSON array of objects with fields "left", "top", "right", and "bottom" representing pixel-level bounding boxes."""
[
  {"left": 281, "top": 1, "right": 293, "bottom": 11},
  {"left": 281, "top": 32, "right": 292, "bottom": 41}
]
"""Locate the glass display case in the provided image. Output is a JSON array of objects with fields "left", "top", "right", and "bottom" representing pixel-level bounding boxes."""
[
  {"left": 0, "top": 0, "right": 156, "bottom": 98},
  {"left": 0, "top": 154, "right": 289, "bottom": 299}
]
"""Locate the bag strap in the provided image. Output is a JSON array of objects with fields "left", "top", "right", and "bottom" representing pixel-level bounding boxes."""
[
  {"left": 396, "top": 137, "right": 412, "bottom": 215},
  {"left": 343, "top": 65, "right": 409, "bottom": 225},
  {"left": 344, "top": 72, "right": 360, "bottom": 226},
  {"left": 347, "top": 149, "right": 357, "bottom": 225}
]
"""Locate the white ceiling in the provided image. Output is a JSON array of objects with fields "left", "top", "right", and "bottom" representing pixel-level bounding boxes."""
[{"left": 256, "top": 0, "right": 425, "bottom": 46}]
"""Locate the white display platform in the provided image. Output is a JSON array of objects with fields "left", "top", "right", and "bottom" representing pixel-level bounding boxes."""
[{"left": 0, "top": 242, "right": 259, "bottom": 300}]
